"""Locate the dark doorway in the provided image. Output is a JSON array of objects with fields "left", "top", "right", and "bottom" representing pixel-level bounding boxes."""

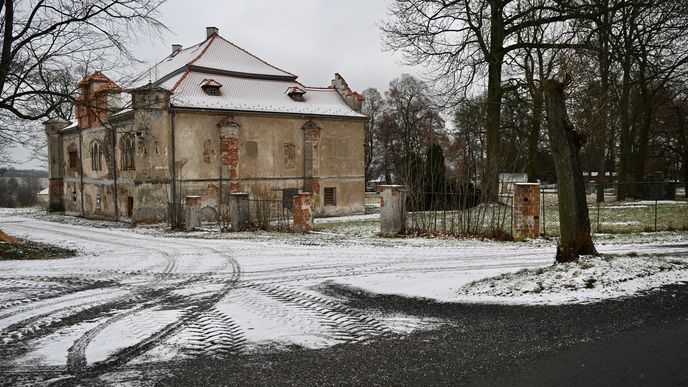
[{"left": 127, "top": 196, "right": 134, "bottom": 218}]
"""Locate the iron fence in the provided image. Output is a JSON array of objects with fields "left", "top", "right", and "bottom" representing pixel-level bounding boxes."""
[
  {"left": 168, "top": 202, "right": 185, "bottom": 229},
  {"left": 405, "top": 185, "right": 513, "bottom": 238},
  {"left": 540, "top": 181, "right": 688, "bottom": 236},
  {"left": 401, "top": 180, "right": 686, "bottom": 239},
  {"left": 247, "top": 198, "right": 293, "bottom": 231}
]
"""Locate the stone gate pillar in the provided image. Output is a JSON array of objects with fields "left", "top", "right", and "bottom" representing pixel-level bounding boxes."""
[
  {"left": 379, "top": 185, "right": 407, "bottom": 237},
  {"left": 184, "top": 195, "right": 202, "bottom": 231},
  {"left": 293, "top": 192, "right": 314, "bottom": 232},
  {"left": 229, "top": 192, "right": 250, "bottom": 231},
  {"left": 513, "top": 183, "right": 540, "bottom": 240}
]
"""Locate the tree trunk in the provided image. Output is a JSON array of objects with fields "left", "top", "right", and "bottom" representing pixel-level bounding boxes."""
[
  {"left": 484, "top": 59, "right": 503, "bottom": 202},
  {"left": 617, "top": 61, "right": 632, "bottom": 200},
  {"left": 595, "top": 16, "right": 610, "bottom": 203},
  {"left": 527, "top": 93, "right": 542, "bottom": 183},
  {"left": 544, "top": 79, "right": 598, "bottom": 263},
  {"left": 483, "top": 2, "right": 505, "bottom": 203}
]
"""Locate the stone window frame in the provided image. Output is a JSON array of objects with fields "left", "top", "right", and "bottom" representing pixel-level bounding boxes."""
[
  {"left": 67, "top": 143, "right": 79, "bottom": 170},
  {"left": 90, "top": 140, "right": 102, "bottom": 171},
  {"left": 324, "top": 187, "right": 337, "bottom": 206},
  {"left": 245, "top": 140, "right": 258, "bottom": 159},
  {"left": 121, "top": 134, "right": 136, "bottom": 170}
]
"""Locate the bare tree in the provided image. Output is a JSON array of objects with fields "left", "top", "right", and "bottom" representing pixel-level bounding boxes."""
[
  {"left": 383, "top": 74, "right": 445, "bottom": 185},
  {"left": 0, "top": 0, "right": 166, "bottom": 161},
  {"left": 452, "top": 95, "right": 486, "bottom": 182},
  {"left": 382, "top": 0, "right": 597, "bottom": 201},
  {"left": 544, "top": 78, "right": 598, "bottom": 262},
  {"left": 361, "top": 87, "right": 384, "bottom": 185}
]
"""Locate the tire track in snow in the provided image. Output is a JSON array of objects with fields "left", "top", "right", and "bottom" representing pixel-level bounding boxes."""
[
  {"left": 66, "top": 246, "right": 241, "bottom": 378},
  {"left": 181, "top": 308, "right": 246, "bottom": 358},
  {"left": 0, "top": 222, "right": 179, "bottom": 359},
  {"left": 250, "top": 283, "right": 392, "bottom": 344}
]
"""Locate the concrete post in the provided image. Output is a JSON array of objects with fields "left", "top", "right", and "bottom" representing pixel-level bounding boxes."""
[
  {"left": 229, "top": 192, "right": 250, "bottom": 231},
  {"left": 379, "top": 185, "right": 407, "bottom": 237},
  {"left": 513, "top": 183, "right": 540, "bottom": 240},
  {"left": 293, "top": 192, "right": 314, "bottom": 232},
  {"left": 184, "top": 195, "right": 202, "bottom": 231}
]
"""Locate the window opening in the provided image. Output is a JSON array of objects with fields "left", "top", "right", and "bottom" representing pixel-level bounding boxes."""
[
  {"left": 324, "top": 187, "right": 336, "bottom": 206},
  {"left": 122, "top": 135, "right": 135, "bottom": 170},
  {"left": 91, "top": 140, "right": 102, "bottom": 171}
]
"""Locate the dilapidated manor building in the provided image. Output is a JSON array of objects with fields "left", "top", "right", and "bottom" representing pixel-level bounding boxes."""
[{"left": 45, "top": 27, "right": 366, "bottom": 223}]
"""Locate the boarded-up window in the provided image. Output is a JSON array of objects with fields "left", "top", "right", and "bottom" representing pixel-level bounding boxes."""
[
  {"left": 202, "top": 139, "right": 215, "bottom": 164},
  {"left": 68, "top": 143, "right": 79, "bottom": 170},
  {"left": 122, "top": 135, "right": 135, "bottom": 170},
  {"left": 245, "top": 141, "right": 257, "bottom": 158},
  {"left": 72, "top": 191, "right": 77, "bottom": 206},
  {"left": 284, "top": 143, "right": 296, "bottom": 169},
  {"left": 324, "top": 187, "right": 336, "bottom": 206}
]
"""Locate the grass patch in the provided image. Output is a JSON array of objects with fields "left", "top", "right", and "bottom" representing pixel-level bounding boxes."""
[{"left": 0, "top": 240, "right": 76, "bottom": 260}]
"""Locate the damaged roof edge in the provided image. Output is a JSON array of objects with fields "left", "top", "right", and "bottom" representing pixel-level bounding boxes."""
[{"left": 168, "top": 106, "right": 367, "bottom": 121}]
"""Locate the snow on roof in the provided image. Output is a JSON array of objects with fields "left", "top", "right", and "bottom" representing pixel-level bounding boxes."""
[
  {"left": 124, "top": 31, "right": 361, "bottom": 118},
  {"left": 128, "top": 40, "right": 209, "bottom": 87},
  {"left": 128, "top": 34, "right": 296, "bottom": 88},
  {"left": 163, "top": 71, "right": 365, "bottom": 118},
  {"left": 192, "top": 35, "right": 295, "bottom": 79}
]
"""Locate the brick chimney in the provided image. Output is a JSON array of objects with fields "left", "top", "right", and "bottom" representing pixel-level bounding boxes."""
[{"left": 206, "top": 26, "right": 219, "bottom": 38}]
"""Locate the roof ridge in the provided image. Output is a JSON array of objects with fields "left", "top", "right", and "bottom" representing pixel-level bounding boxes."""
[
  {"left": 215, "top": 34, "right": 296, "bottom": 78},
  {"left": 170, "top": 70, "right": 191, "bottom": 93},
  {"left": 130, "top": 40, "right": 207, "bottom": 86},
  {"left": 188, "top": 34, "right": 218, "bottom": 67}
]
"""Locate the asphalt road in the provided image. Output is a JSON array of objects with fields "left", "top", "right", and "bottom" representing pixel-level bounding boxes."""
[
  {"left": 477, "top": 315, "right": 688, "bottom": 386},
  {"left": 160, "top": 282, "right": 688, "bottom": 386}
]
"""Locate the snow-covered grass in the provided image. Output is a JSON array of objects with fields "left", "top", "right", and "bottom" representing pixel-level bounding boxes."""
[
  {"left": 456, "top": 253, "right": 688, "bottom": 304},
  {"left": 542, "top": 199, "right": 688, "bottom": 235}
]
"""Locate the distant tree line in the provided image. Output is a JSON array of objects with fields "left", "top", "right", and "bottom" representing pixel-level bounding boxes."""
[
  {"left": 362, "top": 75, "right": 481, "bottom": 211},
  {"left": 0, "top": 176, "right": 41, "bottom": 207}
]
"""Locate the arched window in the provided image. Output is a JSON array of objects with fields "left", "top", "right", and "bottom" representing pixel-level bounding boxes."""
[
  {"left": 90, "top": 140, "right": 102, "bottom": 171},
  {"left": 121, "top": 135, "right": 135, "bottom": 170}
]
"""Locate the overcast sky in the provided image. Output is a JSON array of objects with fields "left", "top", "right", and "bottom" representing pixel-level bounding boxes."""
[
  {"left": 135, "top": 0, "right": 418, "bottom": 91},
  {"left": 10, "top": 0, "right": 419, "bottom": 170}
]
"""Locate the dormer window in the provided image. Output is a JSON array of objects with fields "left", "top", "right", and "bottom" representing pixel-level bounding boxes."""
[
  {"left": 201, "top": 79, "right": 222, "bottom": 96},
  {"left": 286, "top": 86, "right": 306, "bottom": 102}
]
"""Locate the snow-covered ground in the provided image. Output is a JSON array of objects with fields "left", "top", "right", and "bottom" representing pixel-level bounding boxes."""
[{"left": 0, "top": 208, "right": 687, "bottom": 378}]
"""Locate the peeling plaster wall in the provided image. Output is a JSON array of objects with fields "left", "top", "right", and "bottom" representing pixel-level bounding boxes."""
[
  {"left": 174, "top": 112, "right": 365, "bottom": 217},
  {"left": 53, "top": 107, "right": 364, "bottom": 224}
]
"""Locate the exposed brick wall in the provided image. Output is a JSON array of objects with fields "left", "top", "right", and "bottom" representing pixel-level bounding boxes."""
[
  {"left": 513, "top": 183, "right": 540, "bottom": 240},
  {"left": 219, "top": 126, "right": 240, "bottom": 192},
  {"left": 293, "top": 192, "right": 314, "bottom": 232}
]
